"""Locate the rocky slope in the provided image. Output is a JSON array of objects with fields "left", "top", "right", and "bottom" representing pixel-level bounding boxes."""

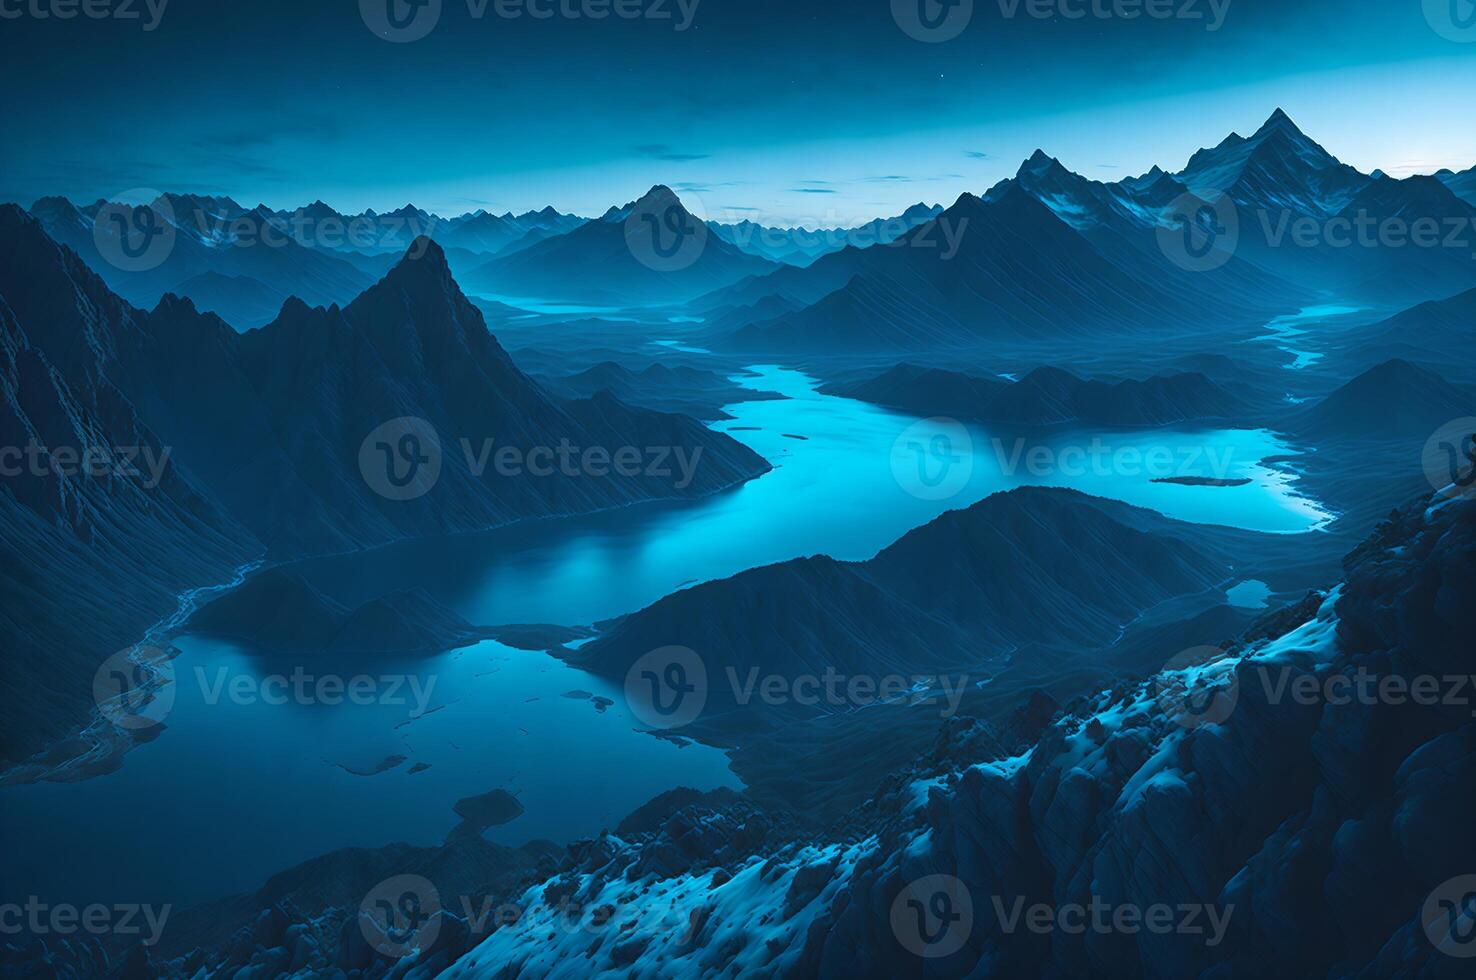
[
  {"left": 443, "top": 488, "right": 1476, "bottom": 978},
  {"left": 20, "top": 488, "right": 1472, "bottom": 978}
]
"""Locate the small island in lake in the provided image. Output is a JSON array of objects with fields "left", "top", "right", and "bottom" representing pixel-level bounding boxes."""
[{"left": 1151, "top": 476, "right": 1253, "bottom": 488}]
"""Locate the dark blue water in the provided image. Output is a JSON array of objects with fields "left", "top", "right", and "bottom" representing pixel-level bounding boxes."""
[{"left": 0, "top": 365, "right": 1329, "bottom": 908}]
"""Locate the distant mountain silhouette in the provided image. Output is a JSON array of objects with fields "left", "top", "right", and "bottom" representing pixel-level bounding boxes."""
[
  {"left": 707, "top": 203, "right": 942, "bottom": 266},
  {"left": 171, "top": 270, "right": 287, "bottom": 328},
  {"left": 1438, "top": 164, "right": 1476, "bottom": 206},
  {"left": 29, "top": 194, "right": 374, "bottom": 329},
  {"left": 468, "top": 186, "right": 778, "bottom": 305},
  {"left": 434, "top": 207, "right": 585, "bottom": 255}
]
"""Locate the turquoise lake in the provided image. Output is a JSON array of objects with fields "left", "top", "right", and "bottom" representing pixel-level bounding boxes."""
[{"left": 0, "top": 365, "right": 1330, "bottom": 908}]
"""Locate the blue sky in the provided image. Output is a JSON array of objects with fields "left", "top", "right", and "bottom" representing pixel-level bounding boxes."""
[{"left": 2, "top": 0, "right": 1474, "bottom": 225}]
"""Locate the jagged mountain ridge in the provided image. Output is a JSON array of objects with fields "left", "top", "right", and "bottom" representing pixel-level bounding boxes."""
[
  {"left": 28, "top": 195, "right": 375, "bottom": 327},
  {"left": 707, "top": 203, "right": 943, "bottom": 266}
]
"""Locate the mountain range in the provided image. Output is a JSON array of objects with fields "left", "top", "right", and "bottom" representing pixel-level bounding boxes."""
[
  {"left": 706, "top": 203, "right": 943, "bottom": 266},
  {"left": 696, "top": 110, "right": 1475, "bottom": 353},
  {"left": 0, "top": 206, "right": 770, "bottom": 769},
  {"left": 24, "top": 110, "right": 1476, "bottom": 343}
]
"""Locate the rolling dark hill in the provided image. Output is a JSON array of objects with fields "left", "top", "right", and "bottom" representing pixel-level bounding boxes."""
[
  {"left": 1293, "top": 359, "right": 1474, "bottom": 438},
  {"left": 567, "top": 488, "right": 1232, "bottom": 733},
  {"left": 188, "top": 568, "right": 495, "bottom": 654},
  {"left": 827, "top": 364, "right": 1249, "bottom": 427}
]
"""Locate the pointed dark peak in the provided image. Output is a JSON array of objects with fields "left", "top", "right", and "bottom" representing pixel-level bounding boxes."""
[
  {"left": 1020, "top": 149, "right": 1060, "bottom": 175},
  {"left": 150, "top": 293, "right": 200, "bottom": 317},
  {"left": 602, "top": 185, "right": 687, "bottom": 223},
  {"left": 1371, "top": 169, "right": 1389, "bottom": 180},
  {"left": 277, "top": 295, "right": 318, "bottom": 321},
  {"left": 300, "top": 199, "right": 342, "bottom": 218},
  {"left": 947, "top": 190, "right": 987, "bottom": 212},
  {"left": 634, "top": 184, "right": 683, "bottom": 210},
  {"left": 387, "top": 236, "right": 452, "bottom": 281},
  {"left": 29, "top": 195, "right": 82, "bottom": 219},
  {"left": 1250, "top": 108, "right": 1320, "bottom": 150}
]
